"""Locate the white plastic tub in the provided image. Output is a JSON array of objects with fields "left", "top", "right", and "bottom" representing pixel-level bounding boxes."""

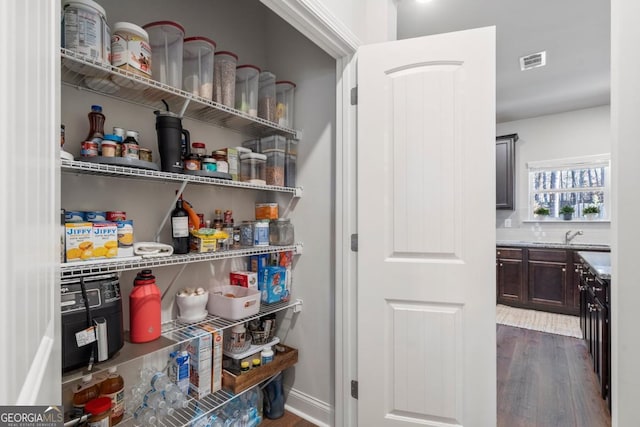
[
  {"left": 208, "top": 285, "right": 261, "bottom": 320},
  {"left": 62, "top": 0, "right": 110, "bottom": 70}
]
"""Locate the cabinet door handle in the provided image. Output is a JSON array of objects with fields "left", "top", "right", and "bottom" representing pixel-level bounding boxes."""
[
  {"left": 499, "top": 263, "right": 503, "bottom": 267},
  {"left": 575, "top": 267, "right": 581, "bottom": 273},
  {"left": 497, "top": 251, "right": 501, "bottom": 255},
  {"left": 562, "top": 268, "right": 566, "bottom": 272},
  {"left": 593, "top": 287, "right": 603, "bottom": 292}
]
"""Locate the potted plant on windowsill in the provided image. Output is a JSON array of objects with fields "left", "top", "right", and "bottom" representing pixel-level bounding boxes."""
[
  {"left": 560, "top": 205, "right": 575, "bottom": 220},
  {"left": 533, "top": 206, "right": 550, "bottom": 220},
  {"left": 582, "top": 205, "right": 600, "bottom": 220}
]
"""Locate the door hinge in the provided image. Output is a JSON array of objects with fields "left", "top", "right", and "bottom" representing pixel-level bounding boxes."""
[
  {"left": 350, "top": 87, "right": 358, "bottom": 105},
  {"left": 350, "top": 234, "right": 358, "bottom": 252},
  {"left": 351, "top": 380, "right": 358, "bottom": 399}
]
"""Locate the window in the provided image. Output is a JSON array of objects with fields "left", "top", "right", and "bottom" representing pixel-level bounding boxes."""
[{"left": 528, "top": 154, "right": 610, "bottom": 220}]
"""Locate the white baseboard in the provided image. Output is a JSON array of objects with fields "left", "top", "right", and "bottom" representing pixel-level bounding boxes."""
[{"left": 284, "top": 387, "right": 333, "bottom": 427}]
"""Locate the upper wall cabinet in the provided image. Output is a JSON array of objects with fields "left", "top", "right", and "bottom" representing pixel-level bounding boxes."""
[{"left": 496, "top": 133, "right": 518, "bottom": 210}]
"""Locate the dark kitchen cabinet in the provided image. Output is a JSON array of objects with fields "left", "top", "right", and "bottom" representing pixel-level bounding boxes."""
[
  {"left": 496, "top": 248, "right": 524, "bottom": 304},
  {"left": 496, "top": 133, "right": 518, "bottom": 210},
  {"left": 578, "top": 257, "right": 610, "bottom": 405},
  {"left": 527, "top": 249, "right": 569, "bottom": 311}
]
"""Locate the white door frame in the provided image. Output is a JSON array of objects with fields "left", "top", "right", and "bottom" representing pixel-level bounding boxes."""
[{"left": 259, "top": 1, "right": 362, "bottom": 425}]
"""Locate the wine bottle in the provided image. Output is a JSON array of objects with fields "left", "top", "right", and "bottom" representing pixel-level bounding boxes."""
[{"left": 171, "top": 194, "right": 190, "bottom": 254}]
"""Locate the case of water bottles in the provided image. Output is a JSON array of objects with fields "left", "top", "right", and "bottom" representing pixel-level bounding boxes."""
[{"left": 191, "top": 388, "right": 262, "bottom": 427}]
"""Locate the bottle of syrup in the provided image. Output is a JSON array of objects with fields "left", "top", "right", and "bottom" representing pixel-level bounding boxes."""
[{"left": 84, "top": 105, "right": 105, "bottom": 147}]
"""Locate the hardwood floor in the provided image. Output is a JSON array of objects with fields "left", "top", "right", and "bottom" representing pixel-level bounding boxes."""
[
  {"left": 497, "top": 325, "right": 611, "bottom": 427},
  {"left": 260, "top": 411, "right": 317, "bottom": 426}
]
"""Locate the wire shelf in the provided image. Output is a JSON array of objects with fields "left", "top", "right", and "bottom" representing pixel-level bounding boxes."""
[
  {"left": 60, "top": 49, "right": 298, "bottom": 139},
  {"left": 62, "top": 300, "right": 300, "bottom": 386},
  {"left": 60, "top": 244, "right": 302, "bottom": 279},
  {"left": 61, "top": 159, "right": 303, "bottom": 196}
]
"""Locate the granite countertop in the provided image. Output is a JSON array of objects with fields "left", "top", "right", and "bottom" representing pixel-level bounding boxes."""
[
  {"left": 578, "top": 251, "right": 612, "bottom": 280},
  {"left": 496, "top": 240, "right": 611, "bottom": 251}
]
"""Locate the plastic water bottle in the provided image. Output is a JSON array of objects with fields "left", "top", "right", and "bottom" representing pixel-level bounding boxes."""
[
  {"left": 143, "top": 390, "right": 166, "bottom": 410},
  {"left": 133, "top": 405, "right": 157, "bottom": 426},
  {"left": 150, "top": 372, "right": 173, "bottom": 392},
  {"left": 156, "top": 405, "right": 176, "bottom": 421},
  {"left": 263, "top": 372, "right": 285, "bottom": 419}
]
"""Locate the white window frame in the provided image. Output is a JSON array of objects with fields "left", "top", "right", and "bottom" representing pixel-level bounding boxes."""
[{"left": 527, "top": 154, "right": 611, "bottom": 221}]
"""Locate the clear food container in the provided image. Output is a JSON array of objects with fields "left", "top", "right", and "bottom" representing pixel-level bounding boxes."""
[
  {"left": 260, "top": 135, "right": 286, "bottom": 151},
  {"left": 276, "top": 81, "right": 296, "bottom": 128},
  {"left": 269, "top": 218, "right": 294, "bottom": 246},
  {"left": 183, "top": 37, "right": 216, "bottom": 100},
  {"left": 213, "top": 51, "right": 238, "bottom": 107},
  {"left": 264, "top": 149, "right": 285, "bottom": 186},
  {"left": 143, "top": 21, "right": 185, "bottom": 88},
  {"left": 242, "top": 139, "right": 260, "bottom": 153},
  {"left": 239, "top": 152, "right": 267, "bottom": 185},
  {"left": 235, "top": 65, "right": 261, "bottom": 116},
  {"left": 258, "top": 71, "right": 276, "bottom": 122},
  {"left": 285, "top": 139, "right": 297, "bottom": 187},
  {"left": 239, "top": 221, "right": 254, "bottom": 247}
]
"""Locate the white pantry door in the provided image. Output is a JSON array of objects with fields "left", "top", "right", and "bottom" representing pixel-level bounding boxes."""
[{"left": 357, "top": 27, "right": 496, "bottom": 426}]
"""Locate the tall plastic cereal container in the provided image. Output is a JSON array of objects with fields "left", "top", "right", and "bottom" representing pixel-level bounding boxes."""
[
  {"left": 285, "top": 139, "right": 297, "bottom": 187},
  {"left": 183, "top": 37, "right": 216, "bottom": 100},
  {"left": 240, "top": 152, "right": 267, "bottom": 185},
  {"left": 213, "top": 51, "right": 238, "bottom": 107},
  {"left": 258, "top": 71, "right": 277, "bottom": 122},
  {"left": 143, "top": 21, "right": 185, "bottom": 88},
  {"left": 275, "top": 81, "right": 296, "bottom": 128},
  {"left": 235, "top": 65, "right": 261, "bottom": 116}
]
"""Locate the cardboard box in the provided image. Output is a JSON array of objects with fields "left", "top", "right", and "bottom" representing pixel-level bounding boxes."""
[
  {"left": 65, "top": 222, "right": 94, "bottom": 261},
  {"left": 190, "top": 232, "right": 219, "bottom": 253},
  {"left": 200, "top": 325, "right": 224, "bottom": 393},
  {"left": 259, "top": 266, "right": 288, "bottom": 304},
  {"left": 184, "top": 326, "right": 212, "bottom": 399},
  {"left": 230, "top": 271, "right": 258, "bottom": 290},
  {"left": 91, "top": 222, "right": 118, "bottom": 259},
  {"left": 223, "top": 147, "right": 238, "bottom": 181},
  {"left": 249, "top": 254, "right": 269, "bottom": 273}
]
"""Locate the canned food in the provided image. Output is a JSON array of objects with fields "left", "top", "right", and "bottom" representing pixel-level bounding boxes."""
[
  {"left": 81, "top": 141, "right": 99, "bottom": 157},
  {"left": 65, "top": 211, "right": 85, "bottom": 223},
  {"left": 85, "top": 211, "right": 107, "bottom": 222},
  {"left": 139, "top": 148, "right": 152, "bottom": 162},
  {"left": 106, "top": 211, "right": 126, "bottom": 221},
  {"left": 122, "top": 143, "right": 139, "bottom": 159}
]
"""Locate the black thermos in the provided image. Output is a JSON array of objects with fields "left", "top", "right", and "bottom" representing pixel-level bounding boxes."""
[{"left": 155, "top": 110, "right": 190, "bottom": 173}]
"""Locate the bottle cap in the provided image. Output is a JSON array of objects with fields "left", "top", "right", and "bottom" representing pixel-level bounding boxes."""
[
  {"left": 91, "top": 105, "right": 103, "bottom": 112},
  {"left": 85, "top": 397, "right": 111, "bottom": 415},
  {"left": 82, "top": 374, "right": 93, "bottom": 383}
]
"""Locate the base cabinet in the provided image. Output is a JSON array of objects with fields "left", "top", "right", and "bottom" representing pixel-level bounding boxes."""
[{"left": 497, "top": 248, "right": 524, "bottom": 304}]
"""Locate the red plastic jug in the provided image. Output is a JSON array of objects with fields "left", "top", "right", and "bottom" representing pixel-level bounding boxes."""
[{"left": 129, "top": 270, "right": 161, "bottom": 343}]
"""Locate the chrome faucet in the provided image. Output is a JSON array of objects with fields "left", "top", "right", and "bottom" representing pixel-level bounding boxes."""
[{"left": 565, "top": 230, "right": 584, "bottom": 244}]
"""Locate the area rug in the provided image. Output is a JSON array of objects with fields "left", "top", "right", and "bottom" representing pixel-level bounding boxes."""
[{"left": 496, "top": 304, "right": 582, "bottom": 338}]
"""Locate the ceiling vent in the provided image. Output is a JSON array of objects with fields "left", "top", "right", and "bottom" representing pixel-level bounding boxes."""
[{"left": 520, "top": 51, "right": 546, "bottom": 71}]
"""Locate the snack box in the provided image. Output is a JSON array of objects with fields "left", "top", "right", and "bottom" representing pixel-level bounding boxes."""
[
  {"left": 91, "top": 221, "right": 118, "bottom": 259},
  {"left": 222, "top": 147, "right": 238, "bottom": 181},
  {"left": 259, "top": 266, "right": 288, "bottom": 304},
  {"left": 249, "top": 254, "right": 269, "bottom": 273},
  {"left": 65, "top": 222, "right": 93, "bottom": 261},
  {"left": 230, "top": 271, "right": 258, "bottom": 290}
]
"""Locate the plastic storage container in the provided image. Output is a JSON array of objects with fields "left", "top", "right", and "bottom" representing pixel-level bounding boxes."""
[
  {"left": 213, "top": 51, "right": 238, "bottom": 107},
  {"left": 240, "top": 152, "right": 267, "bottom": 185},
  {"left": 62, "top": 0, "right": 110, "bottom": 66},
  {"left": 258, "top": 71, "right": 276, "bottom": 122},
  {"left": 285, "top": 139, "right": 297, "bottom": 187},
  {"left": 143, "top": 21, "right": 185, "bottom": 88},
  {"left": 275, "top": 81, "right": 296, "bottom": 128},
  {"left": 269, "top": 218, "right": 294, "bottom": 245},
  {"left": 207, "top": 285, "right": 261, "bottom": 320},
  {"left": 260, "top": 135, "right": 286, "bottom": 151},
  {"left": 183, "top": 37, "right": 216, "bottom": 100},
  {"left": 111, "top": 22, "right": 151, "bottom": 78},
  {"left": 241, "top": 139, "right": 261, "bottom": 153},
  {"left": 235, "top": 65, "right": 261, "bottom": 116},
  {"left": 264, "top": 149, "right": 285, "bottom": 186}
]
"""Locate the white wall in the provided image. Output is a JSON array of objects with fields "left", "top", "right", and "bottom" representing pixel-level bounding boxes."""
[
  {"left": 611, "top": 0, "right": 640, "bottom": 424},
  {"left": 60, "top": 1, "right": 336, "bottom": 423},
  {"left": 496, "top": 105, "right": 611, "bottom": 245}
]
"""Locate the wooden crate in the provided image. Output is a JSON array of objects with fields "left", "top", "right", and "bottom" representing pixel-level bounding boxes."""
[{"left": 222, "top": 344, "right": 298, "bottom": 394}]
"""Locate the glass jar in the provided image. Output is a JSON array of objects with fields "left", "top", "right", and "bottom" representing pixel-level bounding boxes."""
[
  {"left": 213, "top": 150, "right": 229, "bottom": 173},
  {"left": 239, "top": 152, "right": 266, "bottom": 185},
  {"left": 191, "top": 142, "right": 206, "bottom": 157},
  {"left": 269, "top": 218, "right": 294, "bottom": 245},
  {"left": 201, "top": 155, "right": 216, "bottom": 171},
  {"left": 184, "top": 153, "right": 201, "bottom": 171},
  {"left": 239, "top": 221, "right": 254, "bottom": 247}
]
